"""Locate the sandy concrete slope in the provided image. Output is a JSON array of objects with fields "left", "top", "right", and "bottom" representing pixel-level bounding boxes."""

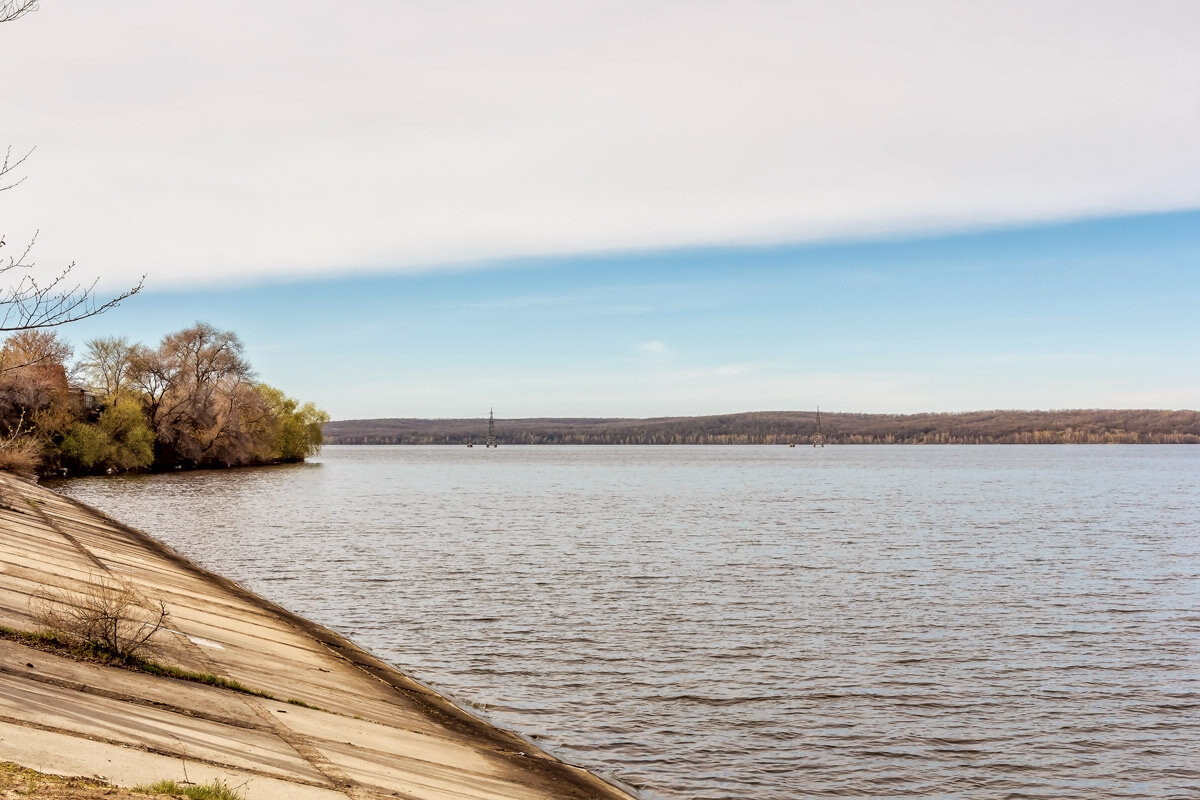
[{"left": 0, "top": 473, "right": 639, "bottom": 800}]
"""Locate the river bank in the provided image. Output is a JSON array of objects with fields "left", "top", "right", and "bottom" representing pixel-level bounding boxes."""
[{"left": 0, "top": 472, "right": 638, "bottom": 800}]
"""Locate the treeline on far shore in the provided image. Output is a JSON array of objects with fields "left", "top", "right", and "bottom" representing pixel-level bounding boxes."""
[
  {"left": 0, "top": 323, "right": 328, "bottom": 477},
  {"left": 324, "top": 409, "right": 1200, "bottom": 446}
]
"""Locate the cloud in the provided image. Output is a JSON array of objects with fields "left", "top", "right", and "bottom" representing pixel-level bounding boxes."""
[
  {"left": 635, "top": 340, "right": 674, "bottom": 360},
  {"left": 3, "top": 1, "right": 1200, "bottom": 288}
]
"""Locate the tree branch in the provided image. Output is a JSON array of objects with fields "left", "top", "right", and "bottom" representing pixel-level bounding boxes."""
[{"left": 0, "top": 1, "right": 38, "bottom": 24}]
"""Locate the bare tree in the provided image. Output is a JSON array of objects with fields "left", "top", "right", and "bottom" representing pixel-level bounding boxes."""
[
  {"left": 78, "top": 336, "right": 139, "bottom": 398},
  {"left": 1, "top": 5, "right": 143, "bottom": 336},
  {"left": 1, "top": 147, "right": 144, "bottom": 333},
  {"left": 31, "top": 574, "right": 172, "bottom": 662},
  {"left": 0, "top": 1, "right": 37, "bottom": 23},
  {"left": 129, "top": 323, "right": 267, "bottom": 466}
]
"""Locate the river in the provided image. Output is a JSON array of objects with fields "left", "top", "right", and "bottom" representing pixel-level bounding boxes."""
[{"left": 50, "top": 445, "right": 1200, "bottom": 799}]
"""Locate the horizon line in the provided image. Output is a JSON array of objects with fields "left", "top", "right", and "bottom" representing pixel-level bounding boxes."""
[{"left": 326, "top": 407, "right": 1200, "bottom": 423}]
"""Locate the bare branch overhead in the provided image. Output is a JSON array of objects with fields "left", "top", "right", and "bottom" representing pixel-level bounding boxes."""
[{"left": 0, "top": 1, "right": 37, "bottom": 24}]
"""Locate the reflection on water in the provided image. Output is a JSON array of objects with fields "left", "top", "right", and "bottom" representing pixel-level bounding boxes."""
[{"left": 52, "top": 445, "right": 1200, "bottom": 800}]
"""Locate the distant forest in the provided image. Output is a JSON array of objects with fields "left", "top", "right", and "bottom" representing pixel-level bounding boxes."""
[{"left": 323, "top": 410, "right": 1200, "bottom": 445}]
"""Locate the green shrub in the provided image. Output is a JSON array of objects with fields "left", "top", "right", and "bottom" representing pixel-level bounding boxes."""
[
  {"left": 60, "top": 422, "right": 109, "bottom": 470},
  {"left": 59, "top": 393, "right": 155, "bottom": 473}
]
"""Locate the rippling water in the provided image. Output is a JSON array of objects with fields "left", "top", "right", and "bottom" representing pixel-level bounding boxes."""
[{"left": 51, "top": 445, "right": 1200, "bottom": 799}]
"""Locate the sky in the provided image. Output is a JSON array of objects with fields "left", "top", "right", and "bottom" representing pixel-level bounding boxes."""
[{"left": 2, "top": 1, "right": 1198, "bottom": 419}]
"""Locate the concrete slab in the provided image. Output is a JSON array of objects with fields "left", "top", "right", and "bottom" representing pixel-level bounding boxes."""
[
  {"left": 0, "top": 720, "right": 346, "bottom": 800},
  {"left": 0, "top": 473, "right": 640, "bottom": 800},
  {"left": 0, "top": 672, "right": 324, "bottom": 782},
  {"left": 0, "top": 639, "right": 265, "bottom": 728}
]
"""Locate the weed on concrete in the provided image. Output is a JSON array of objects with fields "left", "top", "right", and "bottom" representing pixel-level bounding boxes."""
[{"left": 133, "top": 779, "right": 246, "bottom": 800}]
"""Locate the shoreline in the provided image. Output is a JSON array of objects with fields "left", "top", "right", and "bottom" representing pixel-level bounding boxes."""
[
  {"left": 0, "top": 472, "right": 640, "bottom": 800},
  {"left": 324, "top": 408, "right": 1200, "bottom": 446}
]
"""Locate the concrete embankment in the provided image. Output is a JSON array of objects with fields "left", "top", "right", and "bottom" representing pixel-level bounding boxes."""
[{"left": 0, "top": 473, "right": 639, "bottom": 800}]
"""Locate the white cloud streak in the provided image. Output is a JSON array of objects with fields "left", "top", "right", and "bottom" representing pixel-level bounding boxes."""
[
  {"left": 635, "top": 340, "right": 674, "bottom": 360},
  {"left": 3, "top": 1, "right": 1199, "bottom": 289}
]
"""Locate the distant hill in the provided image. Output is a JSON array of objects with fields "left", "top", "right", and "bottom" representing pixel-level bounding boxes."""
[{"left": 323, "top": 410, "right": 1200, "bottom": 445}]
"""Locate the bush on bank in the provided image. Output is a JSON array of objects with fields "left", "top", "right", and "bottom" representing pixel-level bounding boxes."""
[{"left": 0, "top": 323, "right": 328, "bottom": 476}]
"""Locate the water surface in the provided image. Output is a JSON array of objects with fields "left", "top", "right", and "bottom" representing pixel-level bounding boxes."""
[{"left": 53, "top": 445, "right": 1200, "bottom": 799}]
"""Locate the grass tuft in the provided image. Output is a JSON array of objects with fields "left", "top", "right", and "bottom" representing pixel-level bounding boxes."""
[
  {"left": 138, "top": 661, "right": 276, "bottom": 699},
  {"left": 133, "top": 778, "right": 246, "bottom": 799},
  {"left": 1, "top": 624, "right": 67, "bottom": 647},
  {"left": 286, "top": 697, "right": 318, "bottom": 709}
]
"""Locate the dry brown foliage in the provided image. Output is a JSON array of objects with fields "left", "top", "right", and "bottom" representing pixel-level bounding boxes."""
[
  {"left": 0, "top": 434, "right": 40, "bottom": 475},
  {"left": 31, "top": 575, "right": 170, "bottom": 661}
]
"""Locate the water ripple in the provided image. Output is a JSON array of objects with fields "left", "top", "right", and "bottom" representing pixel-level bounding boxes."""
[{"left": 52, "top": 445, "right": 1200, "bottom": 800}]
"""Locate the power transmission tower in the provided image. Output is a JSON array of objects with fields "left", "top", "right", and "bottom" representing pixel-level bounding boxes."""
[{"left": 486, "top": 408, "right": 497, "bottom": 448}]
